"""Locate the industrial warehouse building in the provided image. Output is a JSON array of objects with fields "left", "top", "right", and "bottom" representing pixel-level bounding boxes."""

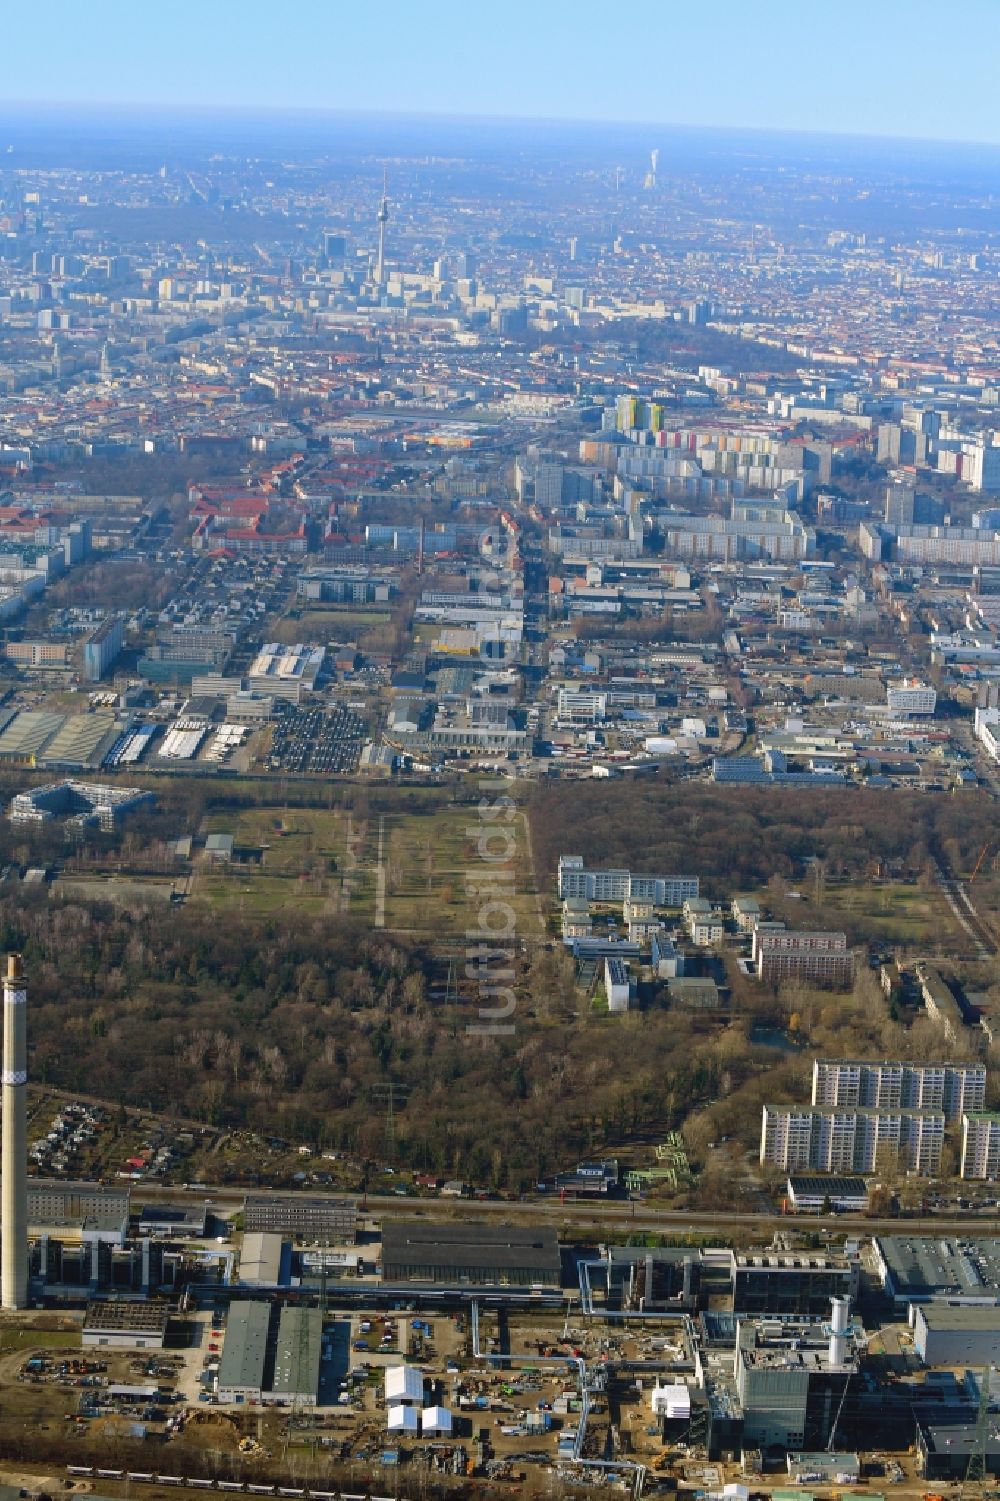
[
  {"left": 82, "top": 1300, "right": 170, "bottom": 1349},
  {"left": 217, "top": 1300, "right": 323, "bottom": 1406},
  {"left": 239, "top": 1231, "right": 287, "bottom": 1286},
  {"left": 217, "top": 1300, "right": 270, "bottom": 1403},
  {"left": 913, "top": 1303, "right": 1000, "bottom": 1365},
  {"left": 874, "top": 1235, "right": 1000, "bottom": 1310},
  {"left": 381, "top": 1221, "right": 562, "bottom": 1286},
  {"left": 267, "top": 1306, "right": 322, "bottom": 1406},
  {"left": 243, "top": 1193, "right": 356, "bottom": 1244}
]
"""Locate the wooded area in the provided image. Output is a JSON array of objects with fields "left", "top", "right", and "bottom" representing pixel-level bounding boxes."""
[{"left": 0, "top": 777, "right": 995, "bottom": 1196}]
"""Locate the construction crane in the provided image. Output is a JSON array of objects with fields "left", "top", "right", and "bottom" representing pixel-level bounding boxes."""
[{"left": 971, "top": 840, "right": 997, "bottom": 885}]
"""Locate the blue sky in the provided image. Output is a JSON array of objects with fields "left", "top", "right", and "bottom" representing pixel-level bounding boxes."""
[{"left": 6, "top": 0, "right": 1000, "bottom": 145}]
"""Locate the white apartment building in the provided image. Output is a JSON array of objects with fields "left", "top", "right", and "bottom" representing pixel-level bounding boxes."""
[
  {"left": 886, "top": 679, "right": 937, "bottom": 716},
  {"left": 760, "top": 1105, "right": 944, "bottom": 1176},
  {"left": 961, "top": 1113, "right": 1000, "bottom": 1179},
  {"left": 812, "top": 1060, "right": 985, "bottom": 1123},
  {"left": 962, "top": 439, "right": 1000, "bottom": 494},
  {"left": 975, "top": 706, "right": 1000, "bottom": 763},
  {"left": 557, "top": 856, "right": 698, "bottom": 907}
]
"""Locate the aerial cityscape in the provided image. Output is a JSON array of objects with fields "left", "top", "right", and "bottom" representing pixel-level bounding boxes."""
[{"left": 4, "top": 2, "right": 1000, "bottom": 1499}]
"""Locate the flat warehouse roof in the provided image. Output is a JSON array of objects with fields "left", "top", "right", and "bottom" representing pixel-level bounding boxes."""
[
  {"left": 917, "top": 1303, "right": 1000, "bottom": 1330},
  {"left": 271, "top": 1306, "right": 322, "bottom": 1400},
  {"left": 789, "top": 1175, "right": 869, "bottom": 1196},
  {"left": 382, "top": 1220, "right": 560, "bottom": 1272},
  {"left": 218, "top": 1300, "right": 270, "bottom": 1392},
  {"left": 877, "top": 1236, "right": 1000, "bottom": 1297},
  {"left": 241, "top": 1231, "right": 284, "bottom": 1284}
]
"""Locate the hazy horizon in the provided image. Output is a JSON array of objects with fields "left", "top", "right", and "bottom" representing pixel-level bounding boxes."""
[{"left": 6, "top": 0, "right": 1000, "bottom": 148}]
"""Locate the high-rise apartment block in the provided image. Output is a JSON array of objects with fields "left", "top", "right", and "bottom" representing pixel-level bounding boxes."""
[
  {"left": 760, "top": 1104, "right": 944, "bottom": 1176},
  {"left": 82, "top": 614, "right": 124, "bottom": 682},
  {"left": 961, "top": 1113, "right": 1000, "bottom": 1179},
  {"left": 812, "top": 1060, "right": 985, "bottom": 1123}
]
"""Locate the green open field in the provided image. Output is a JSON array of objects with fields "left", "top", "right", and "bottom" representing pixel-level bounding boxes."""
[
  {"left": 192, "top": 800, "right": 542, "bottom": 937},
  {"left": 379, "top": 804, "right": 543, "bottom": 938},
  {"left": 298, "top": 608, "right": 392, "bottom": 635},
  {"left": 0, "top": 1326, "right": 79, "bottom": 1352},
  {"left": 206, "top": 805, "right": 374, "bottom": 917},
  {"left": 813, "top": 880, "right": 970, "bottom": 948}
]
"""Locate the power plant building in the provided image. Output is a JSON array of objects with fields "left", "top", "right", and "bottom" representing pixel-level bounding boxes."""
[
  {"left": 730, "top": 1251, "right": 858, "bottom": 1316},
  {"left": 735, "top": 1300, "right": 860, "bottom": 1451},
  {"left": 28, "top": 1181, "right": 129, "bottom": 1245},
  {"left": 381, "top": 1221, "right": 561, "bottom": 1286}
]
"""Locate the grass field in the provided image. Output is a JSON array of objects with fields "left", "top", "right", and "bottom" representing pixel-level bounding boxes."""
[
  {"left": 379, "top": 804, "right": 543, "bottom": 938},
  {"left": 270, "top": 608, "right": 393, "bottom": 643},
  {"left": 0, "top": 1326, "right": 79, "bottom": 1352},
  {"left": 192, "top": 799, "right": 542, "bottom": 936},
  {"left": 816, "top": 880, "right": 970, "bottom": 948}
]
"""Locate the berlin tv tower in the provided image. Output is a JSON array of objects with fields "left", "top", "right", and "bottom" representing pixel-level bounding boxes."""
[{"left": 375, "top": 169, "right": 390, "bottom": 291}]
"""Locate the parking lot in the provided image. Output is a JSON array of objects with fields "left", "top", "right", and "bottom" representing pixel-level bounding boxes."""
[{"left": 267, "top": 704, "right": 366, "bottom": 775}]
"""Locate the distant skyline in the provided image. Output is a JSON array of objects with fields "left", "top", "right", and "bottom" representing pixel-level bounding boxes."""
[{"left": 6, "top": 0, "right": 1000, "bottom": 148}]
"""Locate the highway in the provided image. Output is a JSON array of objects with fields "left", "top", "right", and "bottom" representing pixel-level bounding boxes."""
[{"left": 129, "top": 1179, "right": 999, "bottom": 1240}]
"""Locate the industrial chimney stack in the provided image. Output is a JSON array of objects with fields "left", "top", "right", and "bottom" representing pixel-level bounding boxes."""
[{"left": 2, "top": 953, "right": 28, "bottom": 1309}]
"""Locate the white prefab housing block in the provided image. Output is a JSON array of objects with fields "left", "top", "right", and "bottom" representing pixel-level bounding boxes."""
[
  {"left": 761, "top": 1104, "right": 944, "bottom": 1176},
  {"left": 976, "top": 706, "right": 1000, "bottom": 763},
  {"left": 812, "top": 1060, "right": 985, "bottom": 1122},
  {"left": 384, "top": 1363, "right": 424, "bottom": 1406},
  {"left": 961, "top": 1113, "right": 1000, "bottom": 1179}
]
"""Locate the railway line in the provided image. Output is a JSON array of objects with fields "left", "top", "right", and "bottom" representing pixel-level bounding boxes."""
[
  {"left": 128, "top": 1180, "right": 1000, "bottom": 1241},
  {"left": 67, "top": 1469, "right": 390, "bottom": 1501}
]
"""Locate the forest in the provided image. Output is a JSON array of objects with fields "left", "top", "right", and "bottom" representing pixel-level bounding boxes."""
[
  {"left": 528, "top": 778, "right": 1000, "bottom": 898},
  {"left": 0, "top": 775, "right": 996, "bottom": 1197}
]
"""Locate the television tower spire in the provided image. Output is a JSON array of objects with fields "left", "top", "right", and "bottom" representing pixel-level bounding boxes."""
[{"left": 375, "top": 168, "right": 390, "bottom": 291}]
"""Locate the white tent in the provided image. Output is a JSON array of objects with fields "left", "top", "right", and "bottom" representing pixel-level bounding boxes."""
[
  {"left": 421, "top": 1404, "right": 453, "bottom": 1436},
  {"left": 384, "top": 1364, "right": 424, "bottom": 1406},
  {"left": 387, "top": 1404, "right": 420, "bottom": 1435}
]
